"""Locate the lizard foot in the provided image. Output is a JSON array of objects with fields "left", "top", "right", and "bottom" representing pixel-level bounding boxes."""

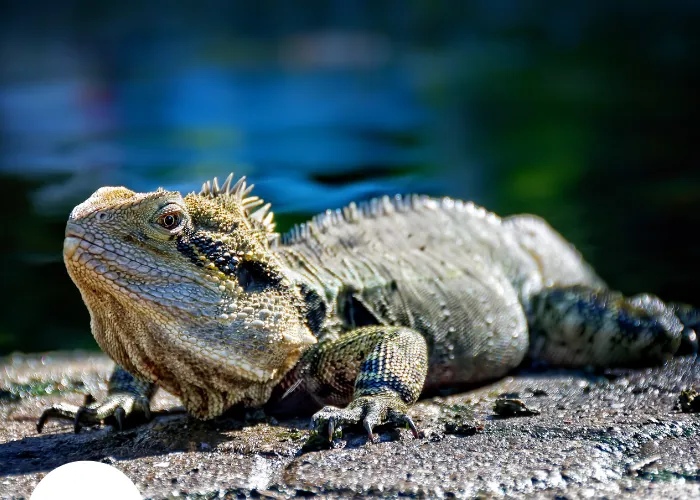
[
  {"left": 311, "top": 393, "right": 420, "bottom": 443},
  {"left": 37, "top": 392, "right": 152, "bottom": 434}
]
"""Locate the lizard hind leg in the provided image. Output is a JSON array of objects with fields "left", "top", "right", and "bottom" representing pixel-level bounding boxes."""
[
  {"left": 303, "top": 326, "right": 428, "bottom": 442},
  {"left": 669, "top": 303, "right": 700, "bottom": 355},
  {"left": 527, "top": 285, "right": 686, "bottom": 368}
]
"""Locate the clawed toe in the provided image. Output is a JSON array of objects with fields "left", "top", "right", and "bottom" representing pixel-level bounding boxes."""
[
  {"left": 36, "top": 392, "right": 152, "bottom": 434},
  {"left": 326, "top": 416, "right": 336, "bottom": 441},
  {"left": 310, "top": 394, "right": 420, "bottom": 443},
  {"left": 36, "top": 405, "right": 78, "bottom": 433},
  {"left": 113, "top": 406, "right": 126, "bottom": 431},
  {"left": 73, "top": 406, "right": 91, "bottom": 433},
  {"left": 310, "top": 406, "right": 352, "bottom": 442},
  {"left": 402, "top": 414, "right": 420, "bottom": 439}
]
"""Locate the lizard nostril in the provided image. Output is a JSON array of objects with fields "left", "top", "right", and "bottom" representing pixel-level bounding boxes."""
[{"left": 96, "top": 212, "right": 109, "bottom": 222}]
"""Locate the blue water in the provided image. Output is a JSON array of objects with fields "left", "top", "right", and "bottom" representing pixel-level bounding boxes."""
[
  {"left": 0, "top": 58, "right": 447, "bottom": 216},
  {"left": 1, "top": 2, "right": 698, "bottom": 353}
]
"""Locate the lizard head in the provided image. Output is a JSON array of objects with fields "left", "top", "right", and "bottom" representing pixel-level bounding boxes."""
[{"left": 64, "top": 174, "right": 316, "bottom": 418}]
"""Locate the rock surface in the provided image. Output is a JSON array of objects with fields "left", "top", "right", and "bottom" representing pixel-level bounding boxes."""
[{"left": 1, "top": 352, "right": 699, "bottom": 499}]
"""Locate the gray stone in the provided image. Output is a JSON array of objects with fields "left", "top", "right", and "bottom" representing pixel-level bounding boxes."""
[{"left": 1, "top": 353, "right": 699, "bottom": 499}]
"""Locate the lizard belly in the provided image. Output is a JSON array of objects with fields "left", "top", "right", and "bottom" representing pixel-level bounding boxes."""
[{"left": 398, "top": 269, "right": 529, "bottom": 390}]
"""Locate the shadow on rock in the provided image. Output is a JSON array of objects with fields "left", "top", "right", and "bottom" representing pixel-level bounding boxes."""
[{"left": 0, "top": 411, "right": 256, "bottom": 476}]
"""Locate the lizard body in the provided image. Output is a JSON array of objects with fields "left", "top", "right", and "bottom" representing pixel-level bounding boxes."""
[{"left": 38, "top": 173, "right": 698, "bottom": 438}]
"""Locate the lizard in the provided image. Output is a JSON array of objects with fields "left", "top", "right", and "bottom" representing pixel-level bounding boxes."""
[{"left": 37, "top": 172, "right": 699, "bottom": 440}]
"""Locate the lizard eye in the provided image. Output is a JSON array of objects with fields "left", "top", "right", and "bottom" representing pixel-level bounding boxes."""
[{"left": 157, "top": 212, "right": 182, "bottom": 230}]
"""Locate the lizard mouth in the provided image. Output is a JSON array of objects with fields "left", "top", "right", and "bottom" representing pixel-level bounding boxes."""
[
  {"left": 64, "top": 221, "right": 89, "bottom": 260},
  {"left": 63, "top": 235, "right": 82, "bottom": 260}
]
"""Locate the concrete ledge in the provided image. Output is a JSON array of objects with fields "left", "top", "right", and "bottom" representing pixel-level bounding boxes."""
[{"left": 1, "top": 353, "right": 698, "bottom": 498}]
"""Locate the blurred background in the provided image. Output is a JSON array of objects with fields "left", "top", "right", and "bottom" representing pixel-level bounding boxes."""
[{"left": 0, "top": 1, "right": 698, "bottom": 354}]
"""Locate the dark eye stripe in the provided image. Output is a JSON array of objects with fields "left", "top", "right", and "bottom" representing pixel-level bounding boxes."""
[
  {"left": 176, "top": 232, "right": 239, "bottom": 274},
  {"left": 175, "top": 232, "right": 282, "bottom": 292}
]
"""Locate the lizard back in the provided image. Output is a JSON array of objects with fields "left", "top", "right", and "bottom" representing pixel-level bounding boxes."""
[{"left": 276, "top": 195, "right": 601, "bottom": 388}]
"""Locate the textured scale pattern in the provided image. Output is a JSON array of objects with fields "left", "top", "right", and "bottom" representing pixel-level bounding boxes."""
[
  {"left": 38, "top": 172, "right": 698, "bottom": 441},
  {"left": 353, "top": 327, "right": 428, "bottom": 404}
]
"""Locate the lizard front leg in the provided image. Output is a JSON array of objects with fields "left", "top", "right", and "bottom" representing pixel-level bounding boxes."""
[
  {"left": 298, "top": 326, "right": 428, "bottom": 442},
  {"left": 37, "top": 365, "right": 156, "bottom": 433}
]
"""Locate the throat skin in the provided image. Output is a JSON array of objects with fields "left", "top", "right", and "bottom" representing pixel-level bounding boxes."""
[{"left": 72, "top": 261, "right": 300, "bottom": 418}]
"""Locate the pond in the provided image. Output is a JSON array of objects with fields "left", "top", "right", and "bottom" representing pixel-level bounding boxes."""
[{"left": 1, "top": 2, "right": 698, "bottom": 353}]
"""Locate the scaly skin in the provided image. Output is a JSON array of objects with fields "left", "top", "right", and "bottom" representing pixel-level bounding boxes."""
[{"left": 38, "top": 173, "right": 697, "bottom": 441}]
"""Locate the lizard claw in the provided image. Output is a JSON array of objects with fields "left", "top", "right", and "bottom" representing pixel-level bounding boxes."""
[
  {"left": 37, "top": 392, "right": 152, "bottom": 434},
  {"left": 362, "top": 419, "right": 375, "bottom": 442},
  {"left": 403, "top": 414, "right": 420, "bottom": 439},
  {"left": 311, "top": 405, "right": 354, "bottom": 442},
  {"left": 36, "top": 405, "right": 88, "bottom": 434},
  {"left": 73, "top": 406, "right": 88, "bottom": 433},
  {"left": 36, "top": 408, "right": 58, "bottom": 434},
  {"left": 310, "top": 393, "right": 419, "bottom": 443},
  {"left": 142, "top": 401, "right": 152, "bottom": 422},
  {"left": 327, "top": 416, "right": 336, "bottom": 442},
  {"left": 113, "top": 406, "right": 126, "bottom": 431}
]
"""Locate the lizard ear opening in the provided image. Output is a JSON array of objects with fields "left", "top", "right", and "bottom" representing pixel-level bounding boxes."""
[{"left": 236, "top": 260, "right": 283, "bottom": 292}]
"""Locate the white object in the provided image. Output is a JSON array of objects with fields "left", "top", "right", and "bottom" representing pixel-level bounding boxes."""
[{"left": 31, "top": 461, "right": 141, "bottom": 500}]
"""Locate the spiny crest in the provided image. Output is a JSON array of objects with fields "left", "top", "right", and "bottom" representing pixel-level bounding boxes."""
[
  {"left": 199, "top": 173, "right": 278, "bottom": 245},
  {"left": 281, "top": 194, "right": 499, "bottom": 245},
  {"left": 281, "top": 194, "right": 429, "bottom": 245}
]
